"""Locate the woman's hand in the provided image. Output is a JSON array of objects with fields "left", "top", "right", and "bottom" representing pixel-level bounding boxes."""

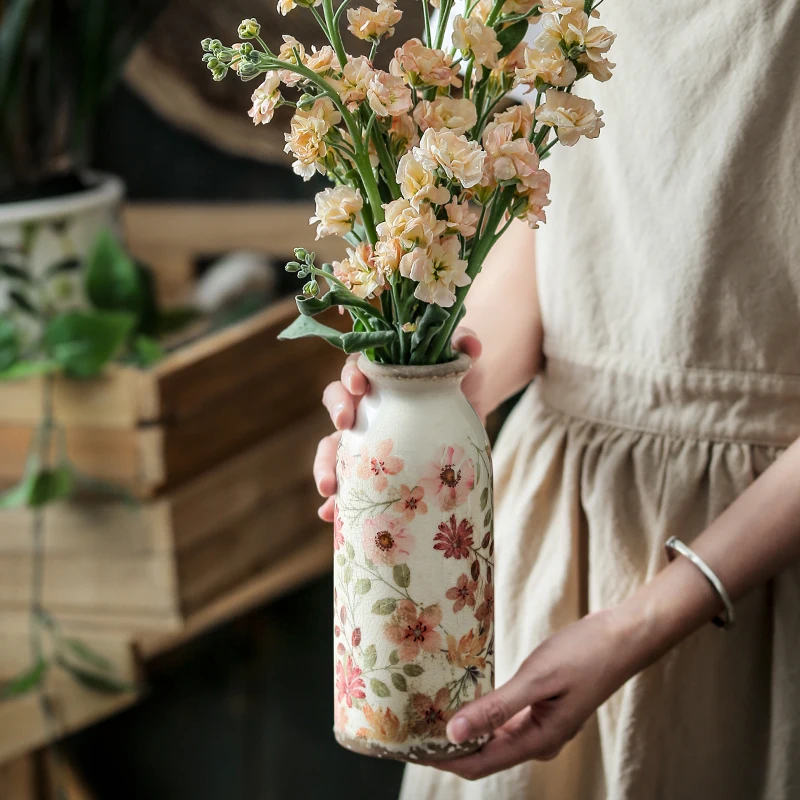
[
  {"left": 314, "top": 328, "right": 485, "bottom": 523},
  {"left": 430, "top": 606, "right": 645, "bottom": 781}
]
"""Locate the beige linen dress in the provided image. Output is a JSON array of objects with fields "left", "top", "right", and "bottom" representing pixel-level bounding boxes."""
[{"left": 400, "top": 1, "right": 800, "bottom": 798}]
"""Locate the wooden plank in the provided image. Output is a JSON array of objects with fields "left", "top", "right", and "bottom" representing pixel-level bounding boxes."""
[
  {"left": 136, "top": 526, "right": 333, "bottom": 661},
  {"left": 0, "top": 753, "right": 36, "bottom": 798}
]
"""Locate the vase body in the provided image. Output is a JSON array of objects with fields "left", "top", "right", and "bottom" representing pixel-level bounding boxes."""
[{"left": 334, "top": 355, "right": 495, "bottom": 762}]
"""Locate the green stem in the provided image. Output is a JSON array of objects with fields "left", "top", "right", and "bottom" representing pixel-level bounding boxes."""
[
  {"left": 323, "top": 0, "right": 349, "bottom": 69},
  {"left": 421, "top": 0, "right": 433, "bottom": 46}
]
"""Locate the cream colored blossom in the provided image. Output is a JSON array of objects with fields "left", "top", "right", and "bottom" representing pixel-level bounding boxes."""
[
  {"left": 278, "top": 0, "right": 321, "bottom": 13},
  {"left": 540, "top": 0, "right": 598, "bottom": 17},
  {"left": 333, "top": 243, "right": 384, "bottom": 299},
  {"left": 579, "top": 52, "right": 614, "bottom": 81},
  {"left": 401, "top": 237, "right": 471, "bottom": 307},
  {"left": 518, "top": 172, "right": 551, "bottom": 228},
  {"left": 470, "top": 0, "right": 493, "bottom": 23},
  {"left": 305, "top": 45, "right": 341, "bottom": 74},
  {"left": 390, "top": 39, "right": 462, "bottom": 89},
  {"left": 534, "top": 89, "right": 603, "bottom": 146},
  {"left": 248, "top": 73, "right": 282, "bottom": 125},
  {"left": 367, "top": 71, "right": 413, "bottom": 117},
  {"left": 277, "top": 36, "right": 307, "bottom": 86},
  {"left": 413, "top": 98, "right": 477, "bottom": 136},
  {"left": 484, "top": 103, "right": 536, "bottom": 140},
  {"left": 388, "top": 113, "right": 419, "bottom": 150},
  {"left": 444, "top": 199, "right": 479, "bottom": 237},
  {"left": 483, "top": 122, "right": 548, "bottom": 187},
  {"left": 332, "top": 56, "right": 375, "bottom": 110},
  {"left": 496, "top": 42, "right": 528, "bottom": 75},
  {"left": 413, "top": 128, "right": 486, "bottom": 189},
  {"left": 502, "top": 0, "right": 541, "bottom": 17},
  {"left": 452, "top": 15, "right": 502, "bottom": 76},
  {"left": 515, "top": 44, "right": 577, "bottom": 89},
  {"left": 284, "top": 98, "right": 341, "bottom": 179},
  {"left": 347, "top": 1, "right": 402, "bottom": 40},
  {"left": 535, "top": 10, "right": 589, "bottom": 52},
  {"left": 397, "top": 153, "right": 451, "bottom": 209},
  {"left": 374, "top": 237, "right": 404, "bottom": 276},
  {"left": 377, "top": 199, "right": 445, "bottom": 250},
  {"left": 310, "top": 185, "right": 363, "bottom": 239}
]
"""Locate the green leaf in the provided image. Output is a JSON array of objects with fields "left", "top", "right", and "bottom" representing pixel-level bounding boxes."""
[
  {"left": 56, "top": 656, "right": 134, "bottom": 695},
  {"left": 345, "top": 542, "right": 355, "bottom": 560},
  {"left": 388, "top": 649, "right": 399, "bottom": 665},
  {"left": 62, "top": 638, "right": 113, "bottom": 672},
  {"left": 45, "top": 311, "right": 135, "bottom": 378},
  {"left": 0, "top": 464, "right": 75, "bottom": 509},
  {"left": 370, "top": 678, "right": 391, "bottom": 698},
  {"left": 1, "top": 656, "right": 48, "bottom": 699},
  {"left": 480, "top": 487, "right": 489, "bottom": 511},
  {"left": 0, "top": 318, "right": 18, "bottom": 371},
  {"left": 391, "top": 672, "right": 408, "bottom": 692},
  {"left": 354, "top": 578, "right": 371, "bottom": 595},
  {"left": 132, "top": 335, "right": 164, "bottom": 367},
  {"left": 371, "top": 598, "right": 397, "bottom": 615},
  {"left": 402, "top": 664, "right": 424, "bottom": 677},
  {"left": 393, "top": 563, "right": 411, "bottom": 588},
  {"left": 336, "top": 554, "right": 346, "bottom": 567},
  {"left": 9, "top": 289, "right": 37, "bottom": 315},
  {"left": 342, "top": 565, "right": 353, "bottom": 584},
  {"left": 0, "top": 263, "right": 31, "bottom": 281},
  {"left": 85, "top": 229, "right": 143, "bottom": 317},
  {"left": 277, "top": 315, "right": 345, "bottom": 350},
  {"left": 0, "top": 360, "right": 60, "bottom": 381},
  {"left": 497, "top": 19, "right": 529, "bottom": 59},
  {"left": 340, "top": 330, "right": 397, "bottom": 355},
  {"left": 363, "top": 644, "right": 377, "bottom": 669},
  {"left": 44, "top": 257, "right": 81, "bottom": 277},
  {"left": 295, "top": 287, "right": 380, "bottom": 319},
  {"left": 484, "top": 509, "right": 492, "bottom": 528},
  {"left": 153, "top": 307, "right": 201, "bottom": 337},
  {"left": 71, "top": 472, "right": 137, "bottom": 507},
  {"left": 410, "top": 304, "right": 450, "bottom": 365}
]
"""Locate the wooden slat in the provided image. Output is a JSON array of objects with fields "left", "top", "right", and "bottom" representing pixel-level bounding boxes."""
[{"left": 0, "top": 753, "right": 36, "bottom": 797}]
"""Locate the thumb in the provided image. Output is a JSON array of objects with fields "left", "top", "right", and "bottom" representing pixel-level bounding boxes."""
[
  {"left": 451, "top": 326, "right": 482, "bottom": 362},
  {"left": 446, "top": 673, "right": 534, "bottom": 745}
]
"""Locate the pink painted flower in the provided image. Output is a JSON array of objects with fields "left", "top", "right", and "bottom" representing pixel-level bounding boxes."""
[
  {"left": 362, "top": 514, "right": 415, "bottom": 565},
  {"left": 418, "top": 445, "right": 475, "bottom": 510},
  {"left": 357, "top": 439, "right": 404, "bottom": 492},
  {"left": 392, "top": 485, "right": 427, "bottom": 521},
  {"left": 408, "top": 687, "right": 452, "bottom": 737},
  {"left": 434, "top": 515, "right": 474, "bottom": 560},
  {"left": 336, "top": 655, "right": 366, "bottom": 707},
  {"left": 445, "top": 573, "right": 478, "bottom": 612},
  {"left": 384, "top": 600, "right": 442, "bottom": 661},
  {"left": 333, "top": 505, "right": 345, "bottom": 551}
]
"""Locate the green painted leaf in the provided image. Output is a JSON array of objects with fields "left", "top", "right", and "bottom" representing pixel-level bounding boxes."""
[
  {"left": 0, "top": 262, "right": 31, "bottom": 281},
  {"left": 9, "top": 288, "right": 37, "bottom": 315},
  {"left": 363, "top": 644, "right": 377, "bottom": 669},
  {"left": 85, "top": 229, "right": 143, "bottom": 317},
  {"left": 0, "top": 360, "right": 60, "bottom": 381},
  {"left": 345, "top": 542, "right": 355, "bottom": 560},
  {"left": 393, "top": 563, "right": 411, "bottom": 588},
  {"left": 409, "top": 304, "right": 450, "bottom": 365},
  {"left": 371, "top": 598, "right": 397, "bottom": 615},
  {"left": 336, "top": 554, "right": 346, "bottom": 567},
  {"left": 370, "top": 678, "right": 391, "bottom": 698},
  {"left": 402, "top": 664, "right": 424, "bottom": 677},
  {"left": 391, "top": 672, "right": 408, "bottom": 692},
  {"left": 44, "top": 257, "right": 81, "bottom": 277},
  {"left": 354, "top": 578, "right": 371, "bottom": 595},
  {"left": 480, "top": 487, "right": 489, "bottom": 511},
  {"left": 62, "top": 638, "right": 113, "bottom": 672},
  {"left": 45, "top": 311, "right": 135, "bottom": 378},
  {"left": 484, "top": 509, "right": 492, "bottom": 528},
  {"left": 497, "top": 19, "right": 529, "bottom": 59},
  {"left": 56, "top": 656, "right": 134, "bottom": 694},
  {"left": 389, "top": 650, "right": 399, "bottom": 665},
  {"left": 0, "top": 318, "right": 18, "bottom": 372},
  {"left": 342, "top": 565, "right": 353, "bottom": 584},
  {"left": 0, "top": 656, "right": 48, "bottom": 699}
]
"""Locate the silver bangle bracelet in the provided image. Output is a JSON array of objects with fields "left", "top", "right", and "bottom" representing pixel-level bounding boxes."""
[{"left": 664, "top": 537, "right": 735, "bottom": 631}]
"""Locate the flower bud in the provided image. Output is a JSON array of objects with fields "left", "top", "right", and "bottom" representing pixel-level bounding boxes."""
[
  {"left": 294, "top": 247, "right": 310, "bottom": 261},
  {"left": 205, "top": 58, "right": 228, "bottom": 81},
  {"left": 238, "top": 18, "right": 261, "bottom": 39},
  {"left": 200, "top": 38, "right": 214, "bottom": 52},
  {"left": 239, "top": 42, "right": 254, "bottom": 56},
  {"left": 237, "top": 60, "right": 261, "bottom": 81}
]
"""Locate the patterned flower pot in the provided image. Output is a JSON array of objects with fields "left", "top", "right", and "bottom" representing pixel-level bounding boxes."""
[{"left": 334, "top": 354, "right": 494, "bottom": 762}]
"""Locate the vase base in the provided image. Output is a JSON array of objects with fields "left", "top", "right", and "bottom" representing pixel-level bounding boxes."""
[{"left": 335, "top": 730, "right": 485, "bottom": 763}]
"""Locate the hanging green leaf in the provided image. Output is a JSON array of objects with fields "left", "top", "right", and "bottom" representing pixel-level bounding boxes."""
[
  {"left": 0, "top": 360, "right": 60, "bottom": 381},
  {"left": 45, "top": 310, "right": 135, "bottom": 378},
  {"left": 393, "top": 563, "right": 411, "bottom": 588},
  {"left": 296, "top": 287, "right": 381, "bottom": 320},
  {"left": 84, "top": 229, "right": 144, "bottom": 318},
  {"left": 0, "top": 464, "right": 75, "bottom": 509},
  {"left": 497, "top": 19, "right": 529, "bottom": 59},
  {"left": 0, "top": 656, "right": 49, "bottom": 699},
  {"left": 55, "top": 656, "right": 134, "bottom": 694},
  {"left": 278, "top": 315, "right": 345, "bottom": 350},
  {"left": 340, "top": 330, "right": 397, "bottom": 355},
  {"left": 480, "top": 487, "right": 489, "bottom": 511},
  {"left": 362, "top": 644, "right": 377, "bottom": 669},
  {"left": 388, "top": 650, "right": 399, "bottom": 665},
  {"left": 391, "top": 672, "right": 408, "bottom": 692},
  {"left": 402, "top": 664, "right": 424, "bottom": 677},
  {"left": 62, "top": 638, "right": 113, "bottom": 672},
  {"left": 410, "top": 304, "right": 450, "bottom": 365},
  {"left": 370, "top": 678, "right": 391, "bottom": 698},
  {"left": 0, "top": 318, "right": 18, "bottom": 371},
  {"left": 371, "top": 598, "right": 397, "bottom": 615}
]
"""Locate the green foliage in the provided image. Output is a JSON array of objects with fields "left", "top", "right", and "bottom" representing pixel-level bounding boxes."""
[
  {"left": 85, "top": 229, "right": 144, "bottom": 316},
  {"left": 497, "top": 19, "right": 529, "bottom": 58},
  {"left": 0, "top": 464, "right": 75, "bottom": 509},
  {"left": 0, "top": 656, "right": 49, "bottom": 699},
  {"left": 0, "top": 318, "right": 18, "bottom": 371}
]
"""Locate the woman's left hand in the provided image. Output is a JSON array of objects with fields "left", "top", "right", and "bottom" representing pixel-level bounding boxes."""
[{"left": 429, "top": 605, "right": 646, "bottom": 781}]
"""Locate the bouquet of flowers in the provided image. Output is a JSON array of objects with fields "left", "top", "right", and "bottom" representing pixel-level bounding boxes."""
[{"left": 202, "top": 0, "right": 614, "bottom": 365}]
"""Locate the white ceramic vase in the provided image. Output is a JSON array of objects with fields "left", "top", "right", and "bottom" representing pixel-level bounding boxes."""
[{"left": 334, "top": 354, "right": 495, "bottom": 762}]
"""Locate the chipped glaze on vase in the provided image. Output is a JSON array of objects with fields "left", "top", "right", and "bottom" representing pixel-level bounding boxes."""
[{"left": 333, "top": 354, "right": 495, "bottom": 762}]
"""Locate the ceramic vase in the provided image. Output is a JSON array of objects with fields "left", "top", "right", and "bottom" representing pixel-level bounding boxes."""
[{"left": 333, "top": 354, "right": 495, "bottom": 762}]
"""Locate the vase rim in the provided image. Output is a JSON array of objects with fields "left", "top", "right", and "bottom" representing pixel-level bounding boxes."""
[{"left": 357, "top": 353, "right": 471, "bottom": 382}]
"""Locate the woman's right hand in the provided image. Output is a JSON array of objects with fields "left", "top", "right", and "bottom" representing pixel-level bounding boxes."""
[{"left": 314, "top": 328, "right": 485, "bottom": 522}]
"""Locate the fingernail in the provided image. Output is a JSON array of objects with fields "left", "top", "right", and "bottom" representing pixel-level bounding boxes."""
[
  {"left": 447, "top": 717, "right": 471, "bottom": 745},
  {"left": 332, "top": 402, "right": 347, "bottom": 430}
]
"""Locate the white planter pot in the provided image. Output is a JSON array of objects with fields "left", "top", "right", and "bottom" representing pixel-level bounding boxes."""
[
  {"left": 0, "top": 173, "right": 125, "bottom": 336},
  {"left": 334, "top": 354, "right": 495, "bottom": 762}
]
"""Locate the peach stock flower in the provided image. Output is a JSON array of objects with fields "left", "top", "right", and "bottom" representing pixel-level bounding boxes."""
[
  {"left": 390, "top": 39, "right": 462, "bottom": 89},
  {"left": 374, "top": 236, "right": 405, "bottom": 277},
  {"left": 367, "top": 71, "right": 413, "bottom": 117},
  {"left": 384, "top": 601, "right": 443, "bottom": 661},
  {"left": 357, "top": 439, "right": 404, "bottom": 491},
  {"left": 400, "top": 237, "right": 471, "bottom": 308},
  {"left": 413, "top": 128, "right": 486, "bottom": 189},
  {"left": 413, "top": 97, "right": 477, "bottom": 136},
  {"left": 519, "top": 174, "right": 552, "bottom": 228},
  {"left": 377, "top": 198, "right": 445, "bottom": 250},
  {"left": 392, "top": 484, "right": 428, "bottom": 520},
  {"left": 305, "top": 45, "right": 340, "bottom": 74},
  {"left": 535, "top": 88, "right": 604, "bottom": 146},
  {"left": 388, "top": 113, "right": 419, "bottom": 151},
  {"left": 284, "top": 98, "right": 340, "bottom": 178},
  {"left": 347, "top": 0, "right": 402, "bottom": 41},
  {"left": 333, "top": 55, "right": 375, "bottom": 109},
  {"left": 444, "top": 199, "right": 480, "bottom": 238},
  {"left": 356, "top": 704, "right": 408, "bottom": 743},
  {"left": 361, "top": 514, "right": 415, "bottom": 565},
  {"left": 333, "top": 243, "right": 385, "bottom": 299},
  {"left": 452, "top": 15, "right": 502, "bottom": 77},
  {"left": 277, "top": 36, "right": 306, "bottom": 85},
  {"left": 515, "top": 44, "right": 577, "bottom": 89},
  {"left": 277, "top": 0, "right": 321, "bottom": 15},
  {"left": 419, "top": 444, "right": 475, "bottom": 510},
  {"left": 396, "top": 153, "right": 451, "bottom": 208},
  {"left": 483, "top": 122, "right": 549, "bottom": 189},
  {"left": 484, "top": 103, "right": 536, "bottom": 140},
  {"left": 310, "top": 185, "right": 363, "bottom": 239},
  {"left": 336, "top": 655, "right": 366, "bottom": 707},
  {"left": 248, "top": 73, "right": 282, "bottom": 125}
]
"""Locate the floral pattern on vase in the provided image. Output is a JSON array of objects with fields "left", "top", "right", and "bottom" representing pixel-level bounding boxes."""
[{"left": 334, "top": 355, "right": 494, "bottom": 761}]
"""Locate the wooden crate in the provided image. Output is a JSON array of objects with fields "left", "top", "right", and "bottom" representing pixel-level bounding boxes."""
[{"left": 0, "top": 297, "right": 339, "bottom": 496}]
